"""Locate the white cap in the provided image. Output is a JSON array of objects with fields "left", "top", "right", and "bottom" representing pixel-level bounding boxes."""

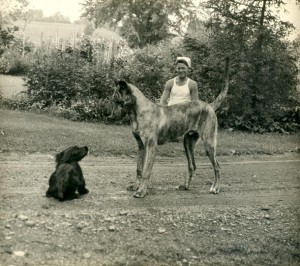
[{"left": 176, "top": 57, "right": 191, "bottom": 68}]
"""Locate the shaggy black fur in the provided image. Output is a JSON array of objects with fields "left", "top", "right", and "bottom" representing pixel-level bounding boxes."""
[{"left": 46, "top": 146, "right": 89, "bottom": 201}]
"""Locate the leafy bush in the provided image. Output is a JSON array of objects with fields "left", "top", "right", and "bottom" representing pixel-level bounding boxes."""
[
  {"left": 113, "top": 39, "right": 187, "bottom": 101},
  {"left": 0, "top": 47, "right": 29, "bottom": 74},
  {"left": 0, "top": 26, "right": 19, "bottom": 55},
  {"left": 0, "top": 93, "right": 30, "bottom": 110},
  {"left": 26, "top": 42, "right": 111, "bottom": 101},
  {"left": 183, "top": 19, "right": 300, "bottom": 133},
  {"left": 3, "top": 31, "right": 298, "bottom": 133},
  {"left": 20, "top": 36, "right": 128, "bottom": 122},
  {"left": 20, "top": 37, "right": 184, "bottom": 122},
  {"left": 218, "top": 105, "right": 300, "bottom": 133},
  {"left": 0, "top": 27, "right": 34, "bottom": 75}
]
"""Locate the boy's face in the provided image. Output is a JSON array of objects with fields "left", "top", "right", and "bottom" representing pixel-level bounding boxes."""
[{"left": 176, "top": 62, "right": 189, "bottom": 78}]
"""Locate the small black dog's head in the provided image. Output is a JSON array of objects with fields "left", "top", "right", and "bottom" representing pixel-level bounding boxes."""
[{"left": 56, "top": 146, "right": 88, "bottom": 164}]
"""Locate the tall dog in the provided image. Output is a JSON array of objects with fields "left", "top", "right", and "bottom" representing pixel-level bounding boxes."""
[
  {"left": 112, "top": 57, "right": 229, "bottom": 198},
  {"left": 46, "top": 146, "right": 89, "bottom": 201}
]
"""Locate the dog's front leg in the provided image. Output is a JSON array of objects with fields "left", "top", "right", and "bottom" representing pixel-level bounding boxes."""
[
  {"left": 46, "top": 173, "right": 57, "bottom": 198},
  {"left": 127, "top": 132, "right": 145, "bottom": 191},
  {"left": 133, "top": 139, "right": 156, "bottom": 198}
]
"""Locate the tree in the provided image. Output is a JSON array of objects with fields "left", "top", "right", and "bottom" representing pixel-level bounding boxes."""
[
  {"left": 0, "top": 0, "right": 29, "bottom": 55},
  {"left": 0, "top": 0, "right": 29, "bottom": 27},
  {"left": 30, "top": 9, "right": 44, "bottom": 21},
  {"left": 184, "top": 0, "right": 299, "bottom": 132},
  {"left": 83, "top": 21, "right": 95, "bottom": 36},
  {"left": 41, "top": 12, "right": 71, "bottom": 23},
  {"left": 82, "top": 0, "right": 195, "bottom": 48}
]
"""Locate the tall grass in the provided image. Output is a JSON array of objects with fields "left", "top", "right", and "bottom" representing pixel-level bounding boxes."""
[{"left": 0, "top": 109, "right": 299, "bottom": 157}]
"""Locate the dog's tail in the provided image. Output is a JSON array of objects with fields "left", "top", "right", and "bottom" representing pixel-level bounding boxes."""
[{"left": 210, "top": 56, "right": 230, "bottom": 111}]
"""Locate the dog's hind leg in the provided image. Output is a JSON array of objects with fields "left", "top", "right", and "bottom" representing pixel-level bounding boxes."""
[
  {"left": 201, "top": 114, "right": 220, "bottom": 194},
  {"left": 179, "top": 131, "right": 199, "bottom": 190},
  {"left": 78, "top": 178, "right": 89, "bottom": 195},
  {"left": 78, "top": 186, "right": 89, "bottom": 195},
  {"left": 204, "top": 138, "right": 220, "bottom": 194}
]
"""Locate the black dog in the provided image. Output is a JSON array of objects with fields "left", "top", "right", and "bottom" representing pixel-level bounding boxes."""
[{"left": 46, "top": 146, "right": 89, "bottom": 201}]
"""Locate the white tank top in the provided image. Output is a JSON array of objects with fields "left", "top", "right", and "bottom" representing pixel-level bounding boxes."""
[{"left": 168, "top": 78, "right": 191, "bottom": 106}]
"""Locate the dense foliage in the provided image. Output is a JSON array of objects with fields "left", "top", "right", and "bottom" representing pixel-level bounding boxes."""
[
  {"left": 2, "top": 37, "right": 180, "bottom": 122},
  {"left": 30, "top": 11, "right": 71, "bottom": 24},
  {"left": 21, "top": 38, "right": 117, "bottom": 121},
  {"left": 0, "top": 26, "right": 33, "bottom": 74},
  {"left": 1, "top": 0, "right": 299, "bottom": 132},
  {"left": 182, "top": 0, "right": 300, "bottom": 132},
  {"left": 0, "top": 0, "right": 34, "bottom": 74}
]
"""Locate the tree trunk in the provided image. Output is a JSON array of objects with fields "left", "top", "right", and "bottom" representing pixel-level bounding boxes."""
[{"left": 251, "top": 0, "right": 267, "bottom": 113}]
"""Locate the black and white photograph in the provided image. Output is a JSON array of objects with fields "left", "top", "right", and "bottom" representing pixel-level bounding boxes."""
[{"left": 0, "top": 0, "right": 299, "bottom": 265}]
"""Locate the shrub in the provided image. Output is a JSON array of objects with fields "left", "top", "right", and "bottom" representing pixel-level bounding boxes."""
[
  {"left": 183, "top": 21, "right": 300, "bottom": 133},
  {"left": 5, "top": 32, "right": 298, "bottom": 133},
  {"left": 0, "top": 32, "right": 34, "bottom": 75},
  {"left": 218, "top": 106, "right": 300, "bottom": 133},
  {"left": 22, "top": 37, "right": 126, "bottom": 121},
  {"left": 21, "top": 36, "right": 184, "bottom": 122},
  {"left": 0, "top": 93, "right": 30, "bottom": 110},
  {"left": 0, "top": 48, "right": 29, "bottom": 74},
  {"left": 25, "top": 43, "right": 113, "bottom": 102},
  {"left": 0, "top": 26, "right": 19, "bottom": 55},
  {"left": 114, "top": 39, "right": 185, "bottom": 101}
]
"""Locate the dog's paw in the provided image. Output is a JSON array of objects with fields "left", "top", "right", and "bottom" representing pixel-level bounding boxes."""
[
  {"left": 209, "top": 187, "right": 220, "bottom": 194},
  {"left": 64, "top": 193, "right": 79, "bottom": 201},
  {"left": 133, "top": 191, "right": 146, "bottom": 198},
  {"left": 127, "top": 184, "right": 139, "bottom": 191},
  {"left": 79, "top": 188, "right": 89, "bottom": 195},
  {"left": 178, "top": 185, "right": 189, "bottom": 191}
]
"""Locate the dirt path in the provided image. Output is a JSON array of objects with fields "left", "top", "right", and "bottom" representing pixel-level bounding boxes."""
[{"left": 0, "top": 153, "right": 299, "bottom": 266}]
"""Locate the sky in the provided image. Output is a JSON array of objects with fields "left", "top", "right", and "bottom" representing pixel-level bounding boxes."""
[
  {"left": 27, "top": 0, "right": 300, "bottom": 37},
  {"left": 28, "top": 0, "right": 85, "bottom": 22}
]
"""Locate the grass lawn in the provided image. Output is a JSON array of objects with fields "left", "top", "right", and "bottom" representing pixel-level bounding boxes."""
[
  {"left": 0, "top": 109, "right": 299, "bottom": 157},
  {"left": 0, "top": 75, "right": 27, "bottom": 98}
]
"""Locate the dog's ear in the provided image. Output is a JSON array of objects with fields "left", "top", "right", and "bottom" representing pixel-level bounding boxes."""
[{"left": 118, "top": 80, "right": 130, "bottom": 95}]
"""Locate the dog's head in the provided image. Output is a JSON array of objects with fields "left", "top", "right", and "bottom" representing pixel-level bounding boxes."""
[
  {"left": 109, "top": 80, "right": 136, "bottom": 119},
  {"left": 56, "top": 146, "right": 88, "bottom": 164}
]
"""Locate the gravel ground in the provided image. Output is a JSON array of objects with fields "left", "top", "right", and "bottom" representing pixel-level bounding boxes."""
[{"left": 0, "top": 153, "right": 300, "bottom": 266}]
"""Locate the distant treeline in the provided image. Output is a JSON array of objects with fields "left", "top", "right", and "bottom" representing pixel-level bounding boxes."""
[{"left": 29, "top": 10, "right": 73, "bottom": 24}]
